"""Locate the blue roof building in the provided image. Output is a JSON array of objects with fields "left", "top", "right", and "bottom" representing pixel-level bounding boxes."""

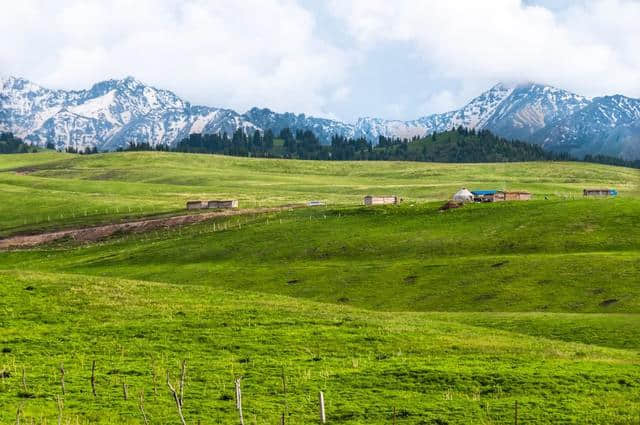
[{"left": 471, "top": 190, "right": 499, "bottom": 196}]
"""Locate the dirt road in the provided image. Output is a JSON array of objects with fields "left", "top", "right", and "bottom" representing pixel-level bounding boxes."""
[{"left": 0, "top": 206, "right": 300, "bottom": 249}]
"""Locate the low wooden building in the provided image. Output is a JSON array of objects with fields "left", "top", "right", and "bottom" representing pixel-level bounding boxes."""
[
  {"left": 504, "top": 191, "right": 532, "bottom": 201},
  {"left": 364, "top": 195, "right": 399, "bottom": 206},
  {"left": 186, "top": 200, "right": 205, "bottom": 210},
  {"left": 471, "top": 190, "right": 532, "bottom": 202},
  {"left": 186, "top": 199, "right": 239, "bottom": 210},
  {"left": 584, "top": 189, "right": 618, "bottom": 197},
  {"left": 471, "top": 190, "right": 504, "bottom": 202},
  {"left": 205, "top": 199, "right": 239, "bottom": 209}
]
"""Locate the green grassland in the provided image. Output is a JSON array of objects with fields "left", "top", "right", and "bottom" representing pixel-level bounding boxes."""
[
  {"left": 1, "top": 151, "right": 638, "bottom": 236},
  {"left": 2, "top": 271, "right": 640, "bottom": 424},
  {"left": 1, "top": 151, "right": 640, "bottom": 423},
  {"left": 3, "top": 200, "right": 640, "bottom": 314}
]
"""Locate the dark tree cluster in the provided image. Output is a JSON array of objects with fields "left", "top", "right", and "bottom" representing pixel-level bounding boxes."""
[
  {"left": 175, "top": 128, "right": 299, "bottom": 158},
  {"left": 170, "top": 126, "right": 584, "bottom": 164},
  {"left": 65, "top": 145, "right": 99, "bottom": 155},
  {"left": 15, "top": 126, "right": 638, "bottom": 169},
  {"left": 330, "top": 135, "right": 373, "bottom": 160},
  {"left": 174, "top": 129, "right": 275, "bottom": 157},
  {"left": 117, "top": 142, "right": 171, "bottom": 152},
  {"left": 583, "top": 154, "right": 640, "bottom": 169},
  {"left": 0, "top": 133, "right": 38, "bottom": 154}
]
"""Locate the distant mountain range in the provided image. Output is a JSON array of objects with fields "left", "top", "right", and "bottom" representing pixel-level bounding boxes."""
[{"left": 2, "top": 75, "right": 640, "bottom": 159}]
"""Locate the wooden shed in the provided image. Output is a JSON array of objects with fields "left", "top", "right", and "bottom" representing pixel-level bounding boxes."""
[
  {"left": 186, "top": 200, "right": 205, "bottom": 210},
  {"left": 205, "top": 199, "right": 239, "bottom": 209},
  {"left": 504, "top": 191, "right": 532, "bottom": 201},
  {"left": 364, "top": 195, "right": 399, "bottom": 206},
  {"left": 471, "top": 190, "right": 504, "bottom": 202},
  {"left": 584, "top": 189, "right": 617, "bottom": 197}
]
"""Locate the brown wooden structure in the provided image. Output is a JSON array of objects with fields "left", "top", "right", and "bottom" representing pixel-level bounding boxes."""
[
  {"left": 364, "top": 195, "right": 400, "bottom": 206},
  {"left": 205, "top": 199, "right": 238, "bottom": 209},
  {"left": 583, "top": 189, "right": 616, "bottom": 197},
  {"left": 186, "top": 199, "right": 238, "bottom": 210},
  {"left": 504, "top": 191, "right": 532, "bottom": 201},
  {"left": 186, "top": 200, "right": 205, "bottom": 210}
]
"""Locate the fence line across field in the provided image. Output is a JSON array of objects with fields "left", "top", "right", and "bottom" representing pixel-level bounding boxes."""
[{"left": 4, "top": 360, "right": 534, "bottom": 425}]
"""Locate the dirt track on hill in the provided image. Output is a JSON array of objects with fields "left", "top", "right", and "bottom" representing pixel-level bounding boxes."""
[{"left": 0, "top": 206, "right": 302, "bottom": 250}]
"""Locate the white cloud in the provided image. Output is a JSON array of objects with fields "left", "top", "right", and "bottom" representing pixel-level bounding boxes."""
[
  {"left": 0, "top": 0, "right": 351, "bottom": 118},
  {"left": 417, "top": 90, "right": 460, "bottom": 116},
  {"left": 2, "top": 0, "right": 640, "bottom": 121},
  {"left": 329, "top": 0, "right": 640, "bottom": 100}
]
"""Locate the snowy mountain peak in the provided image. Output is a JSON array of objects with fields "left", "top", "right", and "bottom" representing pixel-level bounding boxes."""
[
  {"left": 2, "top": 76, "right": 640, "bottom": 159},
  {"left": 2, "top": 75, "right": 43, "bottom": 92}
]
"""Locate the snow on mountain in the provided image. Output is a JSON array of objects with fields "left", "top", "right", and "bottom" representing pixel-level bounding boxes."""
[
  {"left": 353, "top": 113, "right": 453, "bottom": 140},
  {"left": 448, "top": 83, "right": 515, "bottom": 129},
  {"left": 242, "top": 107, "right": 356, "bottom": 141},
  {"left": 484, "top": 83, "right": 590, "bottom": 141},
  {"left": 2, "top": 75, "right": 640, "bottom": 159},
  {"left": 534, "top": 95, "right": 640, "bottom": 158},
  {"left": 0, "top": 75, "right": 256, "bottom": 151}
]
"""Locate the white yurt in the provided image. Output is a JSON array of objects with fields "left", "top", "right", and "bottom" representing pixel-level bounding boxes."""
[{"left": 452, "top": 188, "right": 474, "bottom": 203}]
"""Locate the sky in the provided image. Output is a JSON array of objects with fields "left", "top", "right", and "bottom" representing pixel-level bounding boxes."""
[{"left": 2, "top": 0, "right": 640, "bottom": 123}]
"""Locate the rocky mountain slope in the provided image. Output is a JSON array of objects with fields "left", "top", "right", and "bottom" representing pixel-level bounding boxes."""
[{"left": 2, "top": 75, "right": 640, "bottom": 159}]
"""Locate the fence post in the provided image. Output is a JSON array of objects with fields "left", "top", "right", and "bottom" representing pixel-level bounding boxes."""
[
  {"left": 56, "top": 394, "right": 63, "bottom": 425},
  {"left": 91, "top": 360, "right": 97, "bottom": 397},
  {"left": 60, "top": 364, "right": 66, "bottom": 395},
  {"left": 235, "top": 378, "right": 245, "bottom": 425},
  {"left": 167, "top": 371, "right": 187, "bottom": 425},
  {"left": 179, "top": 360, "right": 186, "bottom": 407},
  {"left": 15, "top": 402, "right": 23, "bottom": 425},
  {"left": 319, "top": 391, "right": 326, "bottom": 424},
  {"left": 281, "top": 367, "right": 287, "bottom": 425},
  {"left": 514, "top": 400, "right": 518, "bottom": 425},
  {"left": 21, "top": 367, "right": 27, "bottom": 392},
  {"left": 139, "top": 392, "right": 150, "bottom": 425}
]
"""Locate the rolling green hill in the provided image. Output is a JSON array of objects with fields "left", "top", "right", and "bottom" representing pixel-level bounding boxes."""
[
  {"left": 3, "top": 200, "right": 640, "bottom": 314},
  {"left": 0, "top": 151, "right": 638, "bottom": 237},
  {"left": 1, "top": 151, "right": 640, "bottom": 423},
  {"left": 2, "top": 271, "right": 640, "bottom": 424}
]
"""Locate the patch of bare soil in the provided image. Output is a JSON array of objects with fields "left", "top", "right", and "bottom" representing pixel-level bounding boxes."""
[
  {"left": 14, "top": 168, "right": 36, "bottom": 175},
  {"left": 0, "top": 206, "right": 301, "bottom": 250}
]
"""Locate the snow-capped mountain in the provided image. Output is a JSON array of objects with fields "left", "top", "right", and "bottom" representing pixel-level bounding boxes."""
[
  {"left": 534, "top": 95, "right": 640, "bottom": 159},
  {"left": 0, "top": 75, "right": 257, "bottom": 151},
  {"left": 483, "top": 83, "right": 590, "bottom": 141},
  {"left": 243, "top": 107, "right": 356, "bottom": 141},
  {"left": 2, "top": 75, "right": 640, "bottom": 159}
]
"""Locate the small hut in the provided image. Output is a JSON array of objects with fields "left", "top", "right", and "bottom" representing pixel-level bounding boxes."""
[
  {"left": 471, "top": 190, "right": 505, "bottom": 202},
  {"left": 452, "top": 188, "right": 474, "bottom": 203},
  {"left": 205, "top": 199, "right": 239, "bottom": 209},
  {"left": 307, "top": 200, "right": 326, "bottom": 207},
  {"left": 584, "top": 189, "right": 617, "bottom": 197},
  {"left": 186, "top": 200, "right": 205, "bottom": 210},
  {"left": 364, "top": 195, "right": 399, "bottom": 206},
  {"left": 504, "top": 191, "right": 532, "bottom": 201}
]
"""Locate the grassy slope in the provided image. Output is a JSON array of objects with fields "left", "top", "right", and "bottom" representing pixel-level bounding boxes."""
[
  {"left": 3, "top": 200, "right": 639, "bottom": 314},
  {"left": 0, "top": 151, "right": 638, "bottom": 236},
  {"left": 2, "top": 271, "right": 640, "bottom": 424},
  {"left": 2, "top": 151, "right": 640, "bottom": 423}
]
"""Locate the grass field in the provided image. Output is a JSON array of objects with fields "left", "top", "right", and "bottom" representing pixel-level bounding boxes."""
[
  {"left": 1, "top": 151, "right": 640, "bottom": 423},
  {"left": 2, "top": 271, "right": 640, "bottom": 424},
  {"left": 1, "top": 151, "right": 638, "bottom": 236}
]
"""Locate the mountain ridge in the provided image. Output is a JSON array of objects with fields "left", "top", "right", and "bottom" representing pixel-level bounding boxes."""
[{"left": 2, "top": 75, "right": 640, "bottom": 159}]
